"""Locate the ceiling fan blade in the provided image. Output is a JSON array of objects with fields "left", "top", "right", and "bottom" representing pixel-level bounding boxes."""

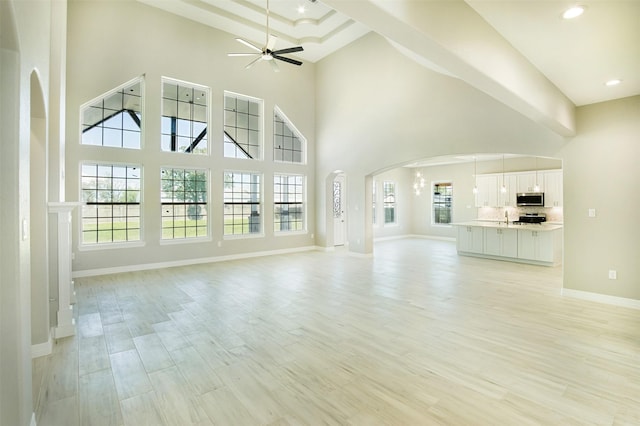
[
  {"left": 236, "top": 38, "right": 262, "bottom": 53},
  {"left": 245, "top": 56, "right": 263, "bottom": 69},
  {"left": 271, "top": 46, "right": 304, "bottom": 55},
  {"left": 228, "top": 53, "right": 260, "bottom": 57},
  {"left": 272, "top": 54, "right": 303, "bottom": 66},
  {"left": 269, "top": 60, "right": 280, "bottom": 72},
  {"left": 267, "top": 34, "right": 278, "bottom": 51}
]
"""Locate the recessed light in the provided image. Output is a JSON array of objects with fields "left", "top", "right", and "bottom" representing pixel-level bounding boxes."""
[
  {"left": 297, "top": 5, "right": 306, "bottom": 14},
  {"left": 562, "top": 5, "right": 585, "bottom": 19},
  {"left": 605, "top": 79, "right": 622, "bottom": 86}
]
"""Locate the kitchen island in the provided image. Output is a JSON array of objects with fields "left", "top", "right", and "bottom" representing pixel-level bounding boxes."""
[{"left": 454, "top": 221, "right": 563, "bottom": 266}]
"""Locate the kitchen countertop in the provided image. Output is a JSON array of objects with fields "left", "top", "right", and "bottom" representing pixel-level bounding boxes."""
[{"left": 453, "top": 221, "right": 563, "bottom": 231}]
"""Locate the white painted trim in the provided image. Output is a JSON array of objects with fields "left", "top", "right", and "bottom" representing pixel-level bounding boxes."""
[
  {"left": 31, "top": 412, "right": 37, "bottom": 426},
  {"left": 72, "top": 246, "right": 319, "bottom": 278},
  {"left": 562, "top": 288, "right": 640, "bottom": 310},
  {"left": 31, "top": 329, "right": 53, "bottom": 358}
]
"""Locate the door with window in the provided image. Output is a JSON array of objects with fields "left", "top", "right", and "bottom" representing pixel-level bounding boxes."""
[{"left": 333, "top": 175, "right": 345, "bottom": 246}]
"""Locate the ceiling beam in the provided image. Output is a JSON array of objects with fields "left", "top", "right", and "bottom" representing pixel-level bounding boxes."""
[{"left": 322, "top": 0, "right": 576, "bottom": 137}]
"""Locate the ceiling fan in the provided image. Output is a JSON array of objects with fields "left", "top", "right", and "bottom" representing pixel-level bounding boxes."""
[{"left": 228, "top": 0, "right": 304, "bottom": 71}]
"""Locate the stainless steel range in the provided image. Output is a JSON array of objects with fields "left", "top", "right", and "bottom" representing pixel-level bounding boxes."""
[{"left": 513, "top": 213, "right": 546, "bottom": 224}]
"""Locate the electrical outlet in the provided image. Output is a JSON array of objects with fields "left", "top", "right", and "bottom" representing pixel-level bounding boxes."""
[
  {"left": 588, "top": 208, "right": 596, "bottom": 217},
  {"left": 608, "top": 270, "right": 617, "bottom": 280}
]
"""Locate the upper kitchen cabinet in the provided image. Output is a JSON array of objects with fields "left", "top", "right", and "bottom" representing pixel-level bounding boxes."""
[
  {"left": 498, "top": 174, "right": 517, "bottom": 207},
  {"left": 516, "top": 172, "right": 543, "bottom": 193},
  {"left": 544, "top": 170, "right": 563, "bottom": 207},
  {"left": 475, "top": 174, "right": 498, "bottom": 207}
]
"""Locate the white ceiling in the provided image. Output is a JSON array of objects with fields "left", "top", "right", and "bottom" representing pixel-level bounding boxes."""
[
  {"left": 466, "top": 0, "right": 640, "bottom": 107},
  {"left": 140, "top": 0, "right": 639, "bottom": 108}
]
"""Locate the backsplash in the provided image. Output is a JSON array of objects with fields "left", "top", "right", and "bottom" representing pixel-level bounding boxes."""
[{"left": 477, "top": 206, "right": 563, "bottom": 223}]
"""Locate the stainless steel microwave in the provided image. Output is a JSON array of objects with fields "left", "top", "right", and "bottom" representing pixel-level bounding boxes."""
[{"left": 516, "top": 193, "right": 544, "bottom": 206}]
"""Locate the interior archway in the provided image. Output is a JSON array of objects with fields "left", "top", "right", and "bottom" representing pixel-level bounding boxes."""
[{"left": 29, "top": 70, "right": 50, "bottom": 352}]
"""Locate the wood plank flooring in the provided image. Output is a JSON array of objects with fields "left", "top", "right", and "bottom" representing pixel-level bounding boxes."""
[{"left": 33, "top": 238, "right": 640, "bottom": 425}]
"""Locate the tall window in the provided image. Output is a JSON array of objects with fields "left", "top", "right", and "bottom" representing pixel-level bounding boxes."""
[
  {"left": 81, "top": 163, "right": 141, "bottom": 244},
  {"left": 274, "top": 108, "right": 305, "bottom": 163},
  {"left": 161, "top": 168, "right": 208, "bottom": 239},
  {"left": 433, "top": 182, "right": 453, "bottom": 225},
  {"left": 80, "top": 78, "right": 143, "bottom": 149},
  {"left": 161, "top": 78, "right": 208, "bottom": 155},
  {"left": 372, "top": 180, "right": 377, "bottom": 225},
  {"left": 224, "top": 171, "right": 262, "bottom": 235},
  {"left": 274, "top": 174, "right": 304, "bottom": 232},
  {"left": 383, "top": 181, "right": 396, "bottom": 224},
  {"left": 224, "top": 92, "right": 262, "bottom": 159}
]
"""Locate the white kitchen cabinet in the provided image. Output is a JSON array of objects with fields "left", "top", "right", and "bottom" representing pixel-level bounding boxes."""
[
  {"left": 517, "top": 228, "right": 562, "bottom": 264},
  {"left": 475, "top": 174, "right": 498, "bottom": 207},
  {"left": 544, "top": 170, "right": 563, "bottom": 207},
  {"left": 516, "top": 172, "right": 543, "bottom": 194},
  {"left": 484, "top": 227, "right": 518, "bottom": 257},
  {"left": 457, "top": 225, "right": 484, "bottom": 253},
  {"left": 498, "top": 174, "right": 517, "bottom": 207}
]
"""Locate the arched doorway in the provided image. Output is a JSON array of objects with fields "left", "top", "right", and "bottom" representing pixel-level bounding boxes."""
[
  {"left": 30, "top": 70, "right": 50, "bottom": 354},
  {"left": 332, "top": 173, "right": 346, "bottom": 246}
]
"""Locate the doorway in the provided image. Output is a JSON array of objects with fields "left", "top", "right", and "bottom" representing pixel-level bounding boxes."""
[{"left": 333, "top": 174, "right": 346, "bottom": 246}]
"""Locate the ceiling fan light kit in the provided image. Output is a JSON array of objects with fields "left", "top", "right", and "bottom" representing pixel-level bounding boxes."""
[{"left": 228, "top": 0, "right": 304, "bottom": 71}]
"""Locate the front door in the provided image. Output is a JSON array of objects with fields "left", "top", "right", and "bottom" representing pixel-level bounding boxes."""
[{"left": 333, "top": 175, "right": 345, "bottom": 246}]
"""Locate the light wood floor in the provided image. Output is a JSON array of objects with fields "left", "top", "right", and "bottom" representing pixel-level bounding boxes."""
[{"left": 33, "top": 238, "right": 640, "bottom": 425}]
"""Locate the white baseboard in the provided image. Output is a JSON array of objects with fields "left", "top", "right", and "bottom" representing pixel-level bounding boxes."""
[
  {"left": 31, "top": 330, "right": 53, "bottom": 358},
  {"left": 562, "top": 288, "right": 640, "bottom": 310},
  {"left": 72, "top": 246, "right": 319, "bottom": 278}
]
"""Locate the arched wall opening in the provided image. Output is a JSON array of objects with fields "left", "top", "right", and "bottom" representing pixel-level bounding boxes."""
[
  {"left": 368, "top": 153, "right": 564, "bottom": 272},
  {"left": 30, "top": 70, "right": 50, "bottom": 350}
]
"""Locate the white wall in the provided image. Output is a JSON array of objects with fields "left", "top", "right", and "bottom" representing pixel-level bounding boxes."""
[
  {"left": 316, "top": 32, "right": 640, "bottom": 302},
  {"left": 65, "top": 0, "right": 316, "bottom": 274},
  {"left": 372, "top": 168, "right": 412, "bottom": 239},
  {"left": 1, "top": 0, "right": 54, "bottom": 423},
  {"left": 315, "top": 33, "right": 565, "bottom": 253},
  {"left": 560, "top": 96, "right": 640, "bottom": 300}
]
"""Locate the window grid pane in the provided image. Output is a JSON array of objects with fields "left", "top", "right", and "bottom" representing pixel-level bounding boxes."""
[
  {"left": 273, "top": 112, "right": 304, "bottom": 164},
  {"left": 383, "top": 181, "right": 396, "bottom": 224},
  {"left": 224, "top": 171, "right": 262, "bottom": 235},
  {"left": 224, "top": 93, "right": 262, "bottom": 160},
  {"left": 433, "top": 182, "right": 453, "bottom": 224},
  {"left": 372, "top": 180, "right": 377, "bottom": 225},
  {"left": 274, "top": 174, "right": 304, "bottom": 232},
  {"left": 81, "top": 79, "right": 142, "bottom": 149},
  {"left": 161, "top": 167, "right": 208, "bottom": 240},
  {"left": 161, "top": 79, "right": 209, "bottom": 155},
  {"left": 81, "top": 163, "right": 141, "bottom": 244}
]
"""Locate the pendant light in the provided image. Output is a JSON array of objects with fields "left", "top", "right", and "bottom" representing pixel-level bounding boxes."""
[{"left": 500, "top": 154, "right": 507, "bottom": 193}]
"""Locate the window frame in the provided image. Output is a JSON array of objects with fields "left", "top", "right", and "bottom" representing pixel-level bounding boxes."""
[
  {"left": 223, "top": 91, "right": 264, "bottom": 161},
  {"left": 372, "top": 180, "right": 377, "bottom": 226},
  {"left": 432, "top": 181, "right": 453, "bottom": 226},
  {"left": 223, "top": 170, "right": 264, "bottom": 238},
  {"left": 383, "top": 180, "right": 397, "bottom": 225},
  {"left": 160, "top": 77, "right": 210, "bottom": 156},
  {"left": 273, "top": 106, "right": 306, "bottom": 165},
  {"left": 79, "top": 76, "right": 144, "bottom": 150},
  {"left": 160, "top": 167, "right": 210, "bottom": 243},
  {"left": 78, "top": 162, "right": 144, "bottom": 250},
  {"left": 273, "top": 173, "right": 306, "bottom": 234}
]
